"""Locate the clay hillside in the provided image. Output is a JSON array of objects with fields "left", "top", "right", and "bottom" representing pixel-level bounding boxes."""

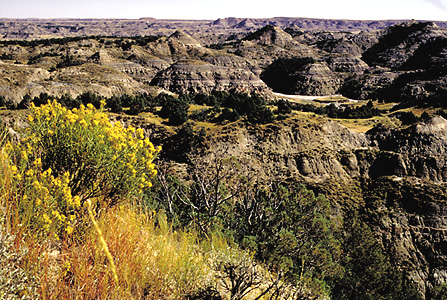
[{"left": 1, "top": 18, "right": 447, "bottom": 107}]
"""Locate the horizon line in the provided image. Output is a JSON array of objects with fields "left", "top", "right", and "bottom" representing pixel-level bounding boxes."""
[{"left": 0, "top": 16, "right": 441, "bottom": 22}]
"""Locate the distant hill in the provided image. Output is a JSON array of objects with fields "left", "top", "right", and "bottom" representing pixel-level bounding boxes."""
[
  {"left": 2, "top": 17, "right": 447, "bottom": 41},
  {"left": 1, "top": 19, "right": 447, "bottom": 107}
]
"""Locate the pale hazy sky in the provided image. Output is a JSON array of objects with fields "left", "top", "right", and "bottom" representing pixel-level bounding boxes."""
[{"left": 2, "top": 0, "right": 447, "bottom": 21}]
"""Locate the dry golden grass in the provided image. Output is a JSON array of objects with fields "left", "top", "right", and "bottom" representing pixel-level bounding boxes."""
[
  {"left": 398, "top": 107, "right": 439, "bottom": 117},
  {"left": 31, "top": 205, "right": 212, "bottom": 300},
  {"left": 139, "top": 110, "right": 169, "bottom": 126},
  {"left": 335, "top": 116, "right": 396, "bottom": 133}
]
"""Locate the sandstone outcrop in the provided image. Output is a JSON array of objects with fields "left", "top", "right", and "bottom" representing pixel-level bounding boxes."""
[
  {"left": 150, "top": 59, "right": 271, "bottom": 95},
  {"left": 261, "top": 57, "right": 343, "bottom": 95},
  {"left": 291, "top": 62, "right": 343, "bottom": 95},
  {"left": 365, "top": 117, "right": 447, "bottom": 182},
  {"left": 244, "top": 25, "right": 297, "bottom": 47},
  {"left": 325, "top": 54, "right": 368, "bottom": 73},
  {"left": 375, "top": 193, "right": 447, "bottom": 297},
  {"left": 168, "top": 30, "right": 202, "bottom": 48}
]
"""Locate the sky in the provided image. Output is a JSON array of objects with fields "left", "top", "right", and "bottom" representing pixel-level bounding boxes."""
[{"left": 1, "top": 0, "right": 447, "bottom": 21}]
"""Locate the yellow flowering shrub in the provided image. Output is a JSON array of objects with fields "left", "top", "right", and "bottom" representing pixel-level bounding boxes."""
[
  {"left": 6, "top": 158, "right": 80, "bottom": 238},
  {"left": 6, "top": 100, "right": 159, "bottom": 237}
]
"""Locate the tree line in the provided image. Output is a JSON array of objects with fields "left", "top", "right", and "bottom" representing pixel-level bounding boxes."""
[
  {"left": 287, "top": 99, "right": 382, "bottom": 119},
  {"left": 0, "top": 35, "right": 162, "bottom": 48},
  {"left": 0, "top": 91, "right": 277, "bottom": 125}
]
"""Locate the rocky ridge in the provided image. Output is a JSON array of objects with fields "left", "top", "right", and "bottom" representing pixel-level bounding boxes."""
[
  {"left": 2, "top": 18, "right": 447, "bottom": 42},
  {"left": 2, "top": 20, "right": 447, "bottom": 104},
  {"left": 199, "top": 115, "right": 447, "bottom": 297}
]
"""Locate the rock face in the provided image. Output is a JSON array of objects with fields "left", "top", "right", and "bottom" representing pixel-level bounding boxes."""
[
  {"left": 150, "top": 60, "right": 271, "bottom": 95},
  {"left": 242, "top": 25, "right": 376, "bottom": 96},
  {"left": 313, "top": 37, "right": 364, "bottom": 56},
  {"left": 229, "top": 25, "right": 319, "bottom": 70},
  {"left": 374, "top": 190, "right": 447, "bottom": 297},
  {"left": 283, "top": 20, "right": 447, "bottom": 101},
  {"left": 362, "top": 21, "right": 447, "bottom": 70},
  {"left": 219, "top": 116, "right": 447, "bottom": 184},
  {"left": 2, "top": 20, "right": 447, "bottom": 103},
  {"left": 381, "top": 36, "right": 447, "bottom": 105},
  {"left": 0, "top": 62, "right": 52, "bottom": 101},
  {"left": 0, "top": 32, "right": 277, "bottom": 102},
  {"left": 0, "top": 59, "right": 153, "bottom": 102},
  {"left": 366, "top": 117, "right": 447, "bottom": 182},
  {"left": 199, "top": 115, "right": 447, "bottom": 297},
  {"left": 291, "top": 62, "right": 343, "bottom": 95},
  {"left": 244, "top": 25, "right": 297, "bottom": 47},
  {"left": 168, "top": 30, "right": 202, "bottom": 47},
  {"left": 340, "top": 68, "right": 400, "bottom": 100},
  {"left": 325, "top": 55, "right": 368, "bottom": 73},
  {"left": 260, "top": 57, "right": 344, "bottom": 95}
]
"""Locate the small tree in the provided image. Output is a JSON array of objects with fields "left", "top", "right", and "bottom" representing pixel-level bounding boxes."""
[
  {"left": 77, "top": 91, "right": 101, "bottom": 108},
  {"left": 247, "top": 105, "right": 275, "bottom": 124},
  {"left": 32, "top": 93, "right": 51, "bottom": 107},
  {"left": 277, "top": 99, "right": 292, "bottom": 115},
  {"left": 159, "top": 96, "right": 189, "bottom": 125},
  {"left": 17, "top": 94, "right": 31, "bottom": 109},
  {"left": 0, "top": 95, "right": 6, "bottom": 108},
  {"left": 59, "top": 93, "right": 81, "bottom": 109},
  {"left": 127, "top": 96, "right": 144, "bottom": 115},
  {"left": 5, "top": 99, "right": 16, "bottom": 110},
  {"left": 232, "top": 183, "right": 343, "bottom": 293},
  {"left": 107, "top": 95, "right": 123, "bottom": 113},
  {"left": 330, "top": 215, "right": 422, "bottom": 300}
]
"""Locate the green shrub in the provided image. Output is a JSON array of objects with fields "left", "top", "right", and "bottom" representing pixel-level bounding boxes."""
[
  {"left": 276, "top": 99, "right": 292, "bottom": 115},
  {"left": 330, "top": 215, "right": 423, "bottom": 300},
  {"left": 432, "top": 284, "right": 447, "bottom": 300},
  {"left": 5, "top": 99, "right": 16, "bottom": 110},
  {"left": 247, "top": 104, "right": 275, "bottom": 124},
  {"left": 107, "top": 95, "right": 123, "bottom": 113},
  {"left": 0, "top": 95, "right": 5, "bottom": 108},
  {"left": 159, "top": 96, "right": 190, "bottom": 125}
]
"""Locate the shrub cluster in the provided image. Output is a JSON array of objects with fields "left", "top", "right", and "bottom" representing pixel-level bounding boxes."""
[
  {"left": 145, "top": 151, "right": 342, "bottom": 295},
  {"left": 4, "top": 100, "right": 159, "bottom": 238},
  {"left": 188, "top": 91, "right": 275, "bottom": 124},
  {"left": 289, "top": 100, "right": 381, "bottom": 119},
  {"left": 10, "top": 91, "right": 173, "bottom": 118}
]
